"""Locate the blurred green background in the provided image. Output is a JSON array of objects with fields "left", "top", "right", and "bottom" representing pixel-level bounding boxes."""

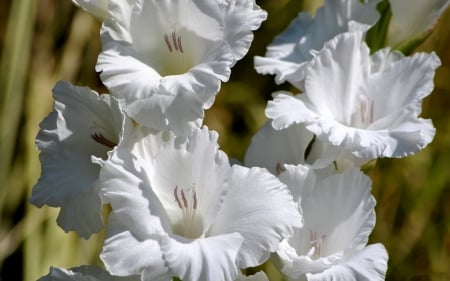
[{"left": 0, "top": 0, "right": 449, "bottom": 280}]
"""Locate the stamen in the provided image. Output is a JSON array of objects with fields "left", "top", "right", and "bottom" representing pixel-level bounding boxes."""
[
  {"left": 177, "top": 36, "right": 183, "bottom": 53},
  {"left": 174, "top": 186, "right": 183, "bottom": 209},
  {"left": 193, "top": 191, "right": 197, "bottom": 209},
  {"left": 275, "top": 162, "right": 285, "bottom": 175},
  {"left": 181, "top": 189, "right": 188, "bottom": 208},
  {"left": 91, "top": 132, "right": 116, "bottom": 149},
  {"left": 360, "top": 100, "right": 366, "bottom": 124},
  {"left": 309, "top": 230, "right": 326, "bottom": 258},
  {"left": 172, "top": 32, "right": 179, "bottom": 51},
  {"left": 359, "top": 97, "right": 375, "bottom": 126},
  {"left": 173, "top": 186, "right": 197, "bottom": 210},
  {"left": 164, "top": 34, "right": 173, "bottom": 52},
  {"left": 370, "top": 101, "right": 374, "bottom": 123}
]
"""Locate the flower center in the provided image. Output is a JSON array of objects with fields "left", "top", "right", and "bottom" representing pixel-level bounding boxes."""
[
  {"left": 307, "top": 230, "right": 327, "bottom": 259},
  {"left": 172, "top": 185, "right": 203, "bottom": 239},
  {"left": 164, "top": 31, "right": 184, "bottom": 53},
  {"left": 351, "top": 95, "right": 375, "bottom": 128},
  {"left": 90, "top": 129, "right": 117, "bottom": 149},
  {"left": 156, "top": 29, "right": 196, "bottom": 76}
]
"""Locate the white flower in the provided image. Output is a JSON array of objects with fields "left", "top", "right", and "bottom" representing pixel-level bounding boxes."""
[
  {"left": 387, "top": 0, "right": 450, "bottom": 47},
  {"left": 275, "top": 165, "right": 388, "bottom": 281},
  {"left": 96, "top": 0, "right": 267, "bottom": 135},
  {"left": 266, "top": 31, "right": 440, "bottom": 160},
  {"left": 38, "top": 265, "right": 139, "bottom": 281},
  {"left": 97, "top": 127, "right": 302, "bottom": 281},
  {"left": 254, "top": 0, "right": 380, "bottom": 89},
  {"left": 30, "top": 81, "right": 128, "bottom": 238}
]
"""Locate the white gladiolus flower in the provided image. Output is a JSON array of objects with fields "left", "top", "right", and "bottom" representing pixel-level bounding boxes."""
[
  {"left": 387, "top": 0, "right": 450, "bottom": 47},
  {"left": 275, "top": 164, "right": 388, "bottom": 281},
  {"left": 30, "top": 81, "right": 129, "bottom": 238},
  {"left": 266, "top": 31, "right": 440, "bottom": 160},
  {"left": 254, "top": 0, "right": 380, "bottom": 89},
  {"left": 97, "top": 127, "right": 302, "bottom": 281},
  {"left": 38, "top": 266, "right": 139, "bottom": 281},
  {"left": 96, "top": 0, "right": 267, "bottom": 135}
]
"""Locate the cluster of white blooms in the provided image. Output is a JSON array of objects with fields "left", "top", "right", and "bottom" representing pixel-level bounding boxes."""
[{"left": 32, "top": 0, "right": 447, "bottom": 280}]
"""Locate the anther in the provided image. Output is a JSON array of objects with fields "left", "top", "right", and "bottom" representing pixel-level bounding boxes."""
[
  {"left": 193, "top": 191, "right": 197, "bottom": 209},
  {"left": 370, "top": 101, "right": 374, "bottom": 123},
  {"left": 275, "top": 162, "right": 285, "bottom": 175},
  {"left": 91, "top": 133, "right": 116, "bottom": 149},
  {"left": 360, "top": 100, "right": 366, "bottom": 124},
  {"left": 164, "top": 34, "right": 173, "bottom": 52},
  {"left": 174, "top": 186, "right": 183, "bottom": 209},
  {"left": 172, "top": 32, "right": 179, "bottom": 51},
  {"left": 177, "top": 36, "right": 183, "bottom": 53},
  {"left": 181, "top": 189, "right": 188, "bottom": 208}
]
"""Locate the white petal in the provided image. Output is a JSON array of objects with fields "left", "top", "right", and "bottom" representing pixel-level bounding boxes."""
[
  {"left": 367, "top": 52, "right": 441, "bottom": 115},
  {"left": 244, "top": 121, "right": 314, "bottom": 174},
  {"left": 387, "top": 0, "right": 450, "bottom": 46},
  {"left": 266, "top": 92, "right": 316, "bottom": 130},
  {"left": 303, "top": 31, "right": 370, "bottom": 125},
  {"left": 38, "top": 265, "right": 140, "bottom": 281},
  {"left": 160, "top": 234, "right": 243, "bottom": 281},
  {"left": 278, "top": 164, "right": 315, "bottom": 202},
  {"left": 306, "top": 244, "right": 388, "bottom": 281},
  {"left": 254, "top": 0, "right": 379, "bottom": 87},
  {"left": 222, "top": 0, "right": 267, "bottom": 62},
  {"left": 303, "top": 169, "right": 376, "bottom": 254},
  {"left": 101, "top": 214, "right": 170, "bottom": 281},
  {"left": 103, "top": 0, "right": 137, "bottom": 42},
  {"left": 98, "top": 151, "right": 170, "bottom": 236},
  {"left": 209, "top": 165, "right": 303, "bottom": 268},
  {"left": 30, "top": 81, "right": 124, "bottom": 238}
]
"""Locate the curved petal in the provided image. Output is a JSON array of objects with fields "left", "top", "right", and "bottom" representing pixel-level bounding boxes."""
[
  {"left": 101, "top": 214, "right": 170, "bottom": 281},
  {"left": 303, "top": 169, "right": 376, "bottom": 255},
  {"left": 387, "top": 0, "right": 450, "bottom": 46},
  {"left": 244, "top": 121, "right": 314, "bottom": 173},
  {"left": 222, "top": 0, "right": 267, "bottom": 62},
  {"left": 30, "top": 81, "right": 125, "bottom": 238},
  {"left": 303, "top": 31, "right": 370, "bottom": 125},
  {"left": 254, "top": 0, "right": 379, "bottom": 87},
  {"left": 98, "top": 150, "right": 170, "bottom": 237},
  {"left": 306, "top": 244, "right": 388, "bottom": 281},
  {"left": 160, "top": 234, "right": 243, "bottom": 281},
  {"left": 209, "top": 165, "right": 303, "bottom": 268},
  {"left": 266, "top": 91, "right": 317, "bottom": 130},
  {"left": 367, "top": 51, "right": 441, "bottom": 115}
]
